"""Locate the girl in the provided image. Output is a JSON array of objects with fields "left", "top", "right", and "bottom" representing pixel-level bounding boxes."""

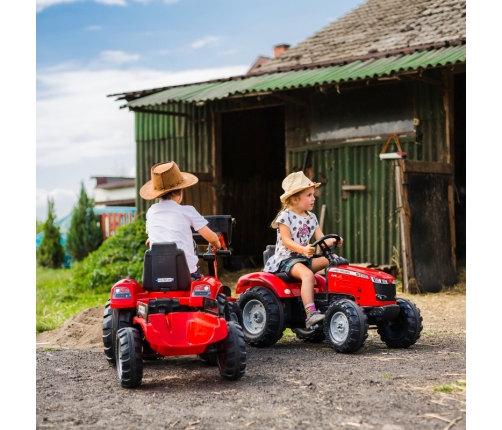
[{"left": 264, "top": 171, "right": 343, "bottom": 329}]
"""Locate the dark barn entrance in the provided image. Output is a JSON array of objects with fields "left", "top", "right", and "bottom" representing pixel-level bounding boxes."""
[
  {"left": 220, "top": 106, "right": 285, "bottom": 267},
  {"left": 454, "top": 72, "right": 466, "bottom": 266}
]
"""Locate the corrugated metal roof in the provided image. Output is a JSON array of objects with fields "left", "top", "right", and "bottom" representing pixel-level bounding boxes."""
[{"left": 127, "top": 45, "right": 465, "bottom": 107}]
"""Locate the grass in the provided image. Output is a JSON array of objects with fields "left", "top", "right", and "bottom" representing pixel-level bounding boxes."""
[
  {"left": 36, "top": 266, "right": 109, "bottom": 334},
  {"left": 433, "top": 381, "right": 466, "bottom": 393}
]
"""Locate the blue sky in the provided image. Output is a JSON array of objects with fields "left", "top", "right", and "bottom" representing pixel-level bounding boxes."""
[{"left": 35, "top": 0, "right": 364, "bottom": 220}]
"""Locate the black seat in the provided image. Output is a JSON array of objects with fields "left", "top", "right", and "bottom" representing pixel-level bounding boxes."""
[
  {"left": 142, "top": 243, "right": 192, "bottom": 292},
  {"left": 262, "top": 245, "right": 298, "bottom": 284}
]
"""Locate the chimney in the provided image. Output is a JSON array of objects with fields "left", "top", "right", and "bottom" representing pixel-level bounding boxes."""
[{"left": 273, "top": 44, "right": 290, "bottom": 58}]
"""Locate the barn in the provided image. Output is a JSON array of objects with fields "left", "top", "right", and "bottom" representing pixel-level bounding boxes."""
[{"left": 109, "top": 0, "right": 466, "bottom": 293}]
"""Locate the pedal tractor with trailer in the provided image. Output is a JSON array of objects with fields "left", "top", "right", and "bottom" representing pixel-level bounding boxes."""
[
  {"left": 102, "top": 215, "right": 246, "bottom": 388},
  {"left": 235, "top": 234, "right": 423, "bottom": 353}
]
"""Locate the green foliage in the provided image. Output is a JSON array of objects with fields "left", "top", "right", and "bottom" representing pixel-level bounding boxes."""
[
  {"left": 36, "top": 219, "right": 44, "bottom": 234},
  {"left": 37, "top": 197, "right": 65, "bottom": 269},
  {"left": 36, "top": 266, "right": 109, "bottom": 333},
  {"left": 66, "top": 182, "right": 103, "bottom": 261},
  {"left": 70, "top": 217, "right": 148, "bottom": 294}
]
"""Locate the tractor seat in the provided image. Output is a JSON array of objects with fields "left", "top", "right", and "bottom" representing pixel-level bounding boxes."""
[
  {"left": 142, "top": 243, "right": 192, "bottom": 292},
  {"left": 263, "top": 245, "right": 299, "bottom": 284}
]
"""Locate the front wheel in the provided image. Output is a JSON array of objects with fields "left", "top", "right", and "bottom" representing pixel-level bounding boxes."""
[
  {"left": 237, "top": 287, "right": 284, "bottom": 347},
  {"left": 324, "top": 299, "right": 368, "bottom": 353},
  {"left": 377, "top": 298, "right": 423, "bottom": 348},
  {"left": 292, "top": 328, "right": 325, "bottom": 343},
  {"left": 217, "top": 321, "right": 246, "bottom": 380},
  {"left": 116, "top": 327, "right": 143, "bottom": 388},
  {"left": 102, "top": 300, "right": 134, "bottom": 366}
]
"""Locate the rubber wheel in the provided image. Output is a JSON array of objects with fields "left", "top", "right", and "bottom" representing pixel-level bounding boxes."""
[
  {"left": 198, "top": 353, "right": 218, "bottom": 366},
  {"left": 217, "top": 321, "right": 247, "bottom": 381},
  {"left": 324, "top": 299, "right": 368, "bottom": 353},
  {"left": 228, "top": 301, "right": 243, "bottom": 326},
  {"left": 292, "top": 328, "right": 326, "bottom": 343},
  {"left": 237, "top": 287, "right": 284, "bottom": 347},
  {"left": 377, "top": 298, "right": 423, "bottom": 348},
  {"left": 102, "top": 300, "right": 134, "bottom": 366},
  {"left": 116, "top": 327, "right": 143, "bottom": 388}
]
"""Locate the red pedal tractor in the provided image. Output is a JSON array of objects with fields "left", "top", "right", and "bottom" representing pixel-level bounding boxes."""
[
  {"left": 102, "top": 216, "right": 246, "bottom": 388},
  {"left": 235, "top": 234, "right": 423, "bottom": 353}
]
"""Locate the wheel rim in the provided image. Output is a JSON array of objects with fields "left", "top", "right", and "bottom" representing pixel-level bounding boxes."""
[
  {"left": 242, "top": 299, "right": 266, "bottom": 334},
  {"left": 329, "top": 311, "right": 349, "bottom": 343}
]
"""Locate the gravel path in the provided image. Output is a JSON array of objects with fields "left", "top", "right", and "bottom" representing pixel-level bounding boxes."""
[{"left": 36, "top": 293, "right": 466, "bottom": 430}]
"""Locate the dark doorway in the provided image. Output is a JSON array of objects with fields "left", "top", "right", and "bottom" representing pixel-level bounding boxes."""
[
  {"left": 220, "top": 106, "right": 285, "bottom": 265},
  {"left": 454, "top": 73, "right": 466, "bottom": 266}
]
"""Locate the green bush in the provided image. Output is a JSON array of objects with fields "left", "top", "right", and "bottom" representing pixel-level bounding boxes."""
[
  {"left": 66, "top": 182, "right": 103, "bottom": 262},
  {"left": 70, "top": 217, "right": 147, "bottom": 294},
  {"left": 37, "top": 197, "right": 65, "bottom": 269}
]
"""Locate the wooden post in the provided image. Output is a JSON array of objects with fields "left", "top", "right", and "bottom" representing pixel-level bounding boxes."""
[{"left": 394, "top": 160, "right": 416, "bottom": 293}]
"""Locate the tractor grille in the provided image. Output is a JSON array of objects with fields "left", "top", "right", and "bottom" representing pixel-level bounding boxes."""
[{"left": 373, "top": 283, "right": 396, "bottom": 301}]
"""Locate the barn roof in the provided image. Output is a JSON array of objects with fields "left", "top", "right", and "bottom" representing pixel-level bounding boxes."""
[{"left": 255, "top": 0, "right": 466, "bottom": 73}]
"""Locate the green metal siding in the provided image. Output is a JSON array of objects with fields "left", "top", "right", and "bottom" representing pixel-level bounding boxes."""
[
  {"left": 127, "top": 46, "right": 465, "bottom": 107},
  {"left": 287, "top": 138, "right": 416, "bottom": 266}
]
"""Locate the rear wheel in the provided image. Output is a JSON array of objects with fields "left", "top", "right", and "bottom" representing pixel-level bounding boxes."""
[
  {"left": 324, "top": 299, "right": 368, "bottom": 353},
  {"left": 198, "top": 353, "right": 218, "bottom": 366},
  {"left": 292, "top": 328, "right": 325, "bottom": 343},
  {"left": 102, "top": 301, "right": 134, "bottom": 366},
  {"left": 217, "top": 321, "right": 246, "bottom": 380},
  {"left": 237, "top": 287, "right": 284, "bottom": 347},
  {"left": 116, "top": 327, "right": 143, "bottom": 388},
  {"left": 377, "top": 298, "right": 423, "bottom": 348}
]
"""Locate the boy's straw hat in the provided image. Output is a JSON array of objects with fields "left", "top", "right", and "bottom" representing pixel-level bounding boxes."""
[
  {"left": 280, "top": 171, "right": 320, "bottom": 203},
  {"left": 140, "top": 161, "right": 198, "bottom": 200}
]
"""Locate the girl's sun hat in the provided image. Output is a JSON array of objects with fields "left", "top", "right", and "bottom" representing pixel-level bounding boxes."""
[
  {"left": 139, "top": 161, "right": 198, "bottom": 200},
  {"left": 280, "top": 171, "right": 320, "bottom": 203}
]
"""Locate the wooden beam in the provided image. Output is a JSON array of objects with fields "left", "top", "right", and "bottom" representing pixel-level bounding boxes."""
[
  {"left": 401, "top": 74, "right": 443, "bottom": 86},
  {"left": 402, "top": 160, "right": 454, "bottom": 175},
  {"left": 128, "top": 107, "right": 191, "bottom": 118},
  {"left": 271, "top": 92, "right": 309, "bottom": 108}
]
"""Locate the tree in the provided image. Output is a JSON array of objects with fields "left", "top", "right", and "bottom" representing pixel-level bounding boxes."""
[
  {"left": 37, "top": 197, "right": 65, "bottom": 269},
  {"left": 66, "top": 182, "right": 103, "bottom": 261}
]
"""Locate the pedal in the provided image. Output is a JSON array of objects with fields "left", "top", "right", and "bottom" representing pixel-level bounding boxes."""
[{"left": 310, "top": 323, "right": 323, "bottom": 331}]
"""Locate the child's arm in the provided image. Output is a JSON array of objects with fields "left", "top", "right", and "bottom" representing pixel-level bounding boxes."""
[
  {"left": 313, "top": 226, "right": 343, "bottom": 248},
  {"left": 278, "top": 224, "right": 316, "bottom": 257},
  {"left": 197, "top": 226, "right": 221, "bottom": 253}
]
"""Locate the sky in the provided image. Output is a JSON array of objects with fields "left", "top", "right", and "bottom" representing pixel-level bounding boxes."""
[{"left": 35, "top": 0, "right": 366, "bottom": 221}]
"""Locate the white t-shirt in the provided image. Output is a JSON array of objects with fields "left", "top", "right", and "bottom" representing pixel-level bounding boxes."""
[
  {"left": 145, "top": 199, "right": 208, "bottom": 273},
  {"left": 264, "top": 209, "right": 319, "bottom": 273}
]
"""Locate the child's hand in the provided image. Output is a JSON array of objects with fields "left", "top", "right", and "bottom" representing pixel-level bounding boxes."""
[
  {"left": 303, "top": 244, "right": 316, "bottom": 258},
  {"left": 210, "top": 242, "right": 221, "bottom": 254},
  {"left": 145, "top": 238, "right": 150, "bottom": 247}
]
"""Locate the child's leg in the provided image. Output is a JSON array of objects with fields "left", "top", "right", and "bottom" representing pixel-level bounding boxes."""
[{"left": 311, "top": 257, "right": 329, "bottom": 274}]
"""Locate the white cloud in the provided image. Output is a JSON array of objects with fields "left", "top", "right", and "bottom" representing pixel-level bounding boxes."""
[
  {"left": 85, "top": 25, "right": 102, "bottom": 31},
  {"left": 190, "top": 36, "right": 221, "bottom": 49},
  {"left": 36, "top": 55, "right": 248, "bottom": 219},
  {"left": 37, "top": 187, "right": 79, "bottom": 220},
  {"left": 94, "top": 0, "right": 127, "bottom": 6},
  {"left": 36, "top": 0, "right": 80, "bottom": 13},
  {"left": 97, "top": 50, "right": 141, "bottom": 64},
  {"left": 163, "top": 0, "right": 180, "bottom": 4}
]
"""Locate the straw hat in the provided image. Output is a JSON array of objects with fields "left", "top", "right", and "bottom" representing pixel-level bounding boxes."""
[
  {"left": 280, "top": 171, "right": 320, "bottom": 203},
  {"left": 139, "top": 161, "right": 198, "bottom": 200}
]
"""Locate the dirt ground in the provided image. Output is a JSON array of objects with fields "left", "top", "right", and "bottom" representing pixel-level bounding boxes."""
[{"left": 36, "top": 273, "right": 466, "bottom": 430}]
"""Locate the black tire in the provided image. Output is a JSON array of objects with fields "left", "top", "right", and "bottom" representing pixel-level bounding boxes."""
[
  {"left": 116, "top": 327, "right": 143, "bottom": 388},
  {"left": 292, "top": 328, "right": 326, "bottom": 343},
  {"left": 228, "top": 301, "right": 243, "bottom": 326},
  {"left": 102, "top": 300, "right": 134, "bottom": 366},
  {"left": 237, "top": 287, "right": 284, "bottom": 348},
  {"left": 324, "top": 299, "right": 368, "bottom": 353},
  {"left": 198, "top": 353, "right": 218, "bottom": 366},
  {"left": 217, "top": 321, "right": 246, "bottom": 381},
  {"left": 377, "top": 298, "right": 423, "bottom": 348}
]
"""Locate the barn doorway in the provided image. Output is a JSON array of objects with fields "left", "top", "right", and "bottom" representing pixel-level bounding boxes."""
[
  {"left": 454, "top": 73, "right": 466, "bottom": 266},
  {"left": 220, "top": 106, "right": 285, "bottom": 268}
]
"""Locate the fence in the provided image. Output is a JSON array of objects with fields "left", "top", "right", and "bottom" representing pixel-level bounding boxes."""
[{"left": 100, "top": 211, "right": 136, "bottom": 239}]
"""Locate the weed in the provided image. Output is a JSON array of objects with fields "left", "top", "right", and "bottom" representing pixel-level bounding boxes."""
[{"left": 382, "top": 373, "right": 393, "bottom": 378}]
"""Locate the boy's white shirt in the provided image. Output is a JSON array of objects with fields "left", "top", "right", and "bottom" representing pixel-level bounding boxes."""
[{"left": 146, "top": 199, "right": 208, "bottom": 273}]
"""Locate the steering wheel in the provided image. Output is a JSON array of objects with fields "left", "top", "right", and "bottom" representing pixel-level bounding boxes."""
[{"left": 311, "top": 234, "right": 342, "bottom": 261}]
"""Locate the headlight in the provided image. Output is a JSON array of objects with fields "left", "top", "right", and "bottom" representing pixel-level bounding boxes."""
[{"left": 137, "top": 302, "right": 148, "bottom": 321}]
